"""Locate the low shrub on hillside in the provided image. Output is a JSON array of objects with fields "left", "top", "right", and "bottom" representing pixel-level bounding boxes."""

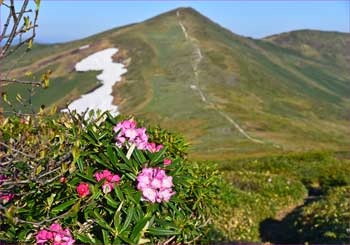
[
  {"left": 215, "top": 170, "right": 307, "bottom": 242},
  {"left": 221, "top": 152, "right": 350, "bottom": 192},
  {"left": 295, "top": 186, "right": 350, "bottom": 244},
  {"left": 146, "top": 125, "right": 189, "bottom": 159},
  {"left": 0, "top": 112, "right": 224, "bottom": 244}
]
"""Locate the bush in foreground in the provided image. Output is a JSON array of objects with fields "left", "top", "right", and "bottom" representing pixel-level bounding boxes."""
[{"left": 0, "top": 112, "right": 224, "bottom": 244}]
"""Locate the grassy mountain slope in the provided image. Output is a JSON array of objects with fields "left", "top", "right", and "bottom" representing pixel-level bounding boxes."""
[{"left": 2, "top": 7, "right": 349, "bottom": 160}]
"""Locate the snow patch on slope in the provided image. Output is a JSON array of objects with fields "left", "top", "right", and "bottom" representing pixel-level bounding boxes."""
[{"left": 62, "top": 48, "right": 127, "bottom": 116}]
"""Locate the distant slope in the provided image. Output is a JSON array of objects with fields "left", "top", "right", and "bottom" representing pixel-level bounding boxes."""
[
  {"left": 2, "top": 7, "right": 350, "bottom": 160},
  {"left": 264, "top": 30, "right": 350, "bottom": 67}
]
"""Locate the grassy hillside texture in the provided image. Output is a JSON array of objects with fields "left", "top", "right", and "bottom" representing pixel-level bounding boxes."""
[{"left": 2, "top": 7, "right": 350, "bottom": 160}]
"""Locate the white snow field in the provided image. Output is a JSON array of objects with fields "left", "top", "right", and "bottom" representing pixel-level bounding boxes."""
[{"left": 62, "top": 48, "right": 127, "bottom": 116}]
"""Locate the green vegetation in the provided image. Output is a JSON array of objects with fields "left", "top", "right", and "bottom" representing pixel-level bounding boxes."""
[
  {"left": 295, "top": 186, "right": 350, "bottom": 244},
  {"left": 1, "top": 7, "right": 350, "bottom": 244},
  {"left": 220, "top": 151, "right": 350, "bottom": 192},
  {"left": 217, "top": 151, "right": 350, "bottom": 243},
  {"left": 0, "top": 112, "right": 226, "bottom": 244}
]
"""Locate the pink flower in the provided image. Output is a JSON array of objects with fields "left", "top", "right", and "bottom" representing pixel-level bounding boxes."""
[
  {"left": 94, "top": 170, "right": 120, "bottom": 193},
  {"left": 137, "top": 167, "right": 176, "bottom": 203},
  {"left": 50, "top": 223, "right": 62, "bottom": 232},
  {"left": 102, "top": 182, "right": 114, "bottom": 194},
  {"left": 106, "top": 174, "right": 121, "bottom": 183},
  {"left": 137, "top": 128, "right": 147, "bottom": 139},
  {"left": 137, "top": 175, "right": 150, "bottom": 189},
  {"left": 0, "top": 194, "right": 14, "bottom": 204},
  {"left": 125, "top": 128, "right": 138, "bottom": 140},
  {"left": 36, "top": 224, "right": 75, "bottom": 245},
  {"left": 164, "top": 159, "right": 172, "bottom": 165},
  {"left": 135, "top": 139, "right": 148, "bottom": 150},
  {"left": 158, "top": 189, "right": 176, "bottom": 202},
  {"left": 113, "top": 120, "right": 166, "bottom": 153},
  {"left": 161, "top": 176, "right": 173, "bottom": 188},
  {"left": 76, "top": 183, "right": 90, "bottom": 198},
  {"left": 0, "top": 175, "right": 15, "bottom": 204},
  {"left": 154, "top": 168, "right": 166, "bottom": 179},
  {"left": 147, "top": 142, "right": 163, "bottom": 153},
  {"left": 36, "top": 229, "right": 53, "bottom": 244},
  {"left": 151, "top": 178, "right": 162, "bottom": 189},
  {"left": 142, "top": 187, "right": 157, "bottom": 203},
  {"left": 94, "top": 170, "right": 112, "bottom": 182}
]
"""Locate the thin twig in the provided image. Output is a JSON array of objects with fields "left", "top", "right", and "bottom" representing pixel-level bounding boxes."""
[
  {"left": 1, "top": 25, "right": 38, "bottom": 39},
  {"left": 0, "top": 78, "right": 41, "bottom": 85},
  {"left": 1, "top": 0, "right": 30, "bottom": 58},
  {"left": 0, "top": 141, "right": 36, "bottom": 158}
]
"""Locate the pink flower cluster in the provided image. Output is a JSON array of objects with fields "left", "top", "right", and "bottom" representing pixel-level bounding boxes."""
[
  {"left": 113, "top": 119, "right": 163, "bottom": 152},
  {"left": 0, "top": 175, "right": 14, "bottom": 204},
  {"left": 94, "top": 170, "right": 121, "bottom": 194},
  {"left": 137, "top": 167, "right": 176, "bottom": 203},
  {"left": 36, "top": 223, "right": 75, "bottom": 245}
]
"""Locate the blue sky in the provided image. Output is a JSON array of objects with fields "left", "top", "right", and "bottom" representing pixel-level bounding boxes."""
[{"left": 2, "top": 1, "right": 350, "bottom": 43}]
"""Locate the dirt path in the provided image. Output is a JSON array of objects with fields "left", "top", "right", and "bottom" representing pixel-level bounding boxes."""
[
  {"left": 176, "top": 10, "right": 264, "bottom": 144},
  {"left": 260, "top": 194, "right": 321, "bottom": 243}
]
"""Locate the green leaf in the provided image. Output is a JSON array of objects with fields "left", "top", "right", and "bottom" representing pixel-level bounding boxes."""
[
  {"left": 150, "top": 146, "right": 167, "bottom": 164},
  {"left": 77, "top": 158, "right": 84, "bottom": 172},
  {"left": 131, "top": 216, "right": 150, "bottom": 243},
  {"left": 16, "top": 93, "right": 23, "bottom": 103},
  {"left": 35, "top": 165, "right": 42, "bottom": 176},
  {"left": 125, "top": 172, "right": 137, "bottom": 181},
  {"left": 118, "top": 233, "right": 134, "bottom": 244},
  {"left": 121, "top": 207, "right": 134, "bottom": 231},
  {"left": 93, "top": 210, "right": 114, "bottom": 232},
  {"left": 112, "top": 237, "right": 122, "bottom": 244},
  {"left": 75, "top": 234, "right": 95, "bottom": 244},
  {"left": 51, "top": 199, "right": 76, "bottom": 214},
  {"left": 90, "top": 154, "right": 113, "bottom": 170},
  {"left": 106, "top": 111, "right": 117, "bottom": 124},
  {"left": 46, "top": 193, "right": 56, "bottom": 209},
  {"left": 66, "top": 200, "right": 81, "bottom": 219},
  {"left": 18, "top": 229, "right": 30, "bottom": 241},
  {"left": 34, "top": 0, "right": 41, "bottom": 9},
  {"left": 97, "top": 131, "right": 108, "bottom": 140},
  {"left": 115, "top": 147, "right": 134, "bottom": 170},
  {"left": 2, "top": 92, "right": 8, "bottom": 103},
  {"left": 76, "top": 172, "right": 96, "bottom": 183},
  {"left": 72, "top": 146, "right": 80, "bottom": 164},
  {"left": 102, "top": 229, "right": 111, "bottom": 245},
  {"left": 83, "top": 133, "right": 97, "bottom": 145},
  {"left": 113, "top": 210, "right": 121, "bottom": 231},
  {"left": 114, "top": 186, "right": 124, "bottom": 201},
  {"left": 27, "top": 39, "right": 33, "bottom": 50},
  {"left": 133, "top": 148, "right": 147, "bottom": 164},
  {"left": 105, "top": 195, "right": 119, "bottom": 209},
  {"left": 147, "top": 227, "right": 180, "bottom": 236},
  {"left": 24, "top": 16, "right": 29, "bottom": 30}
]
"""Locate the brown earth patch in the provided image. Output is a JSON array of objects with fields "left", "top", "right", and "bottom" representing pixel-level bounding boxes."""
[{"left": 112, "top": 76, "right": 127, "bottom": 107}]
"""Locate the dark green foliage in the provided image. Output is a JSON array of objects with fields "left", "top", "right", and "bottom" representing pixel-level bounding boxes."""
[
  {"left": 0, "top": 112, "right": 225, "bottom": 244},
  {"left": 295, "top": 186, "right": 350, "bottom": 244},
  {"left": 146, "top": 125, "right": 189, "bottom": 159}
]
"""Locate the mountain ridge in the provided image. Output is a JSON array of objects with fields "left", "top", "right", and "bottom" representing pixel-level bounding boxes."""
[{"left": 2, "top": 7, "right": 349, "bottom": 160}]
